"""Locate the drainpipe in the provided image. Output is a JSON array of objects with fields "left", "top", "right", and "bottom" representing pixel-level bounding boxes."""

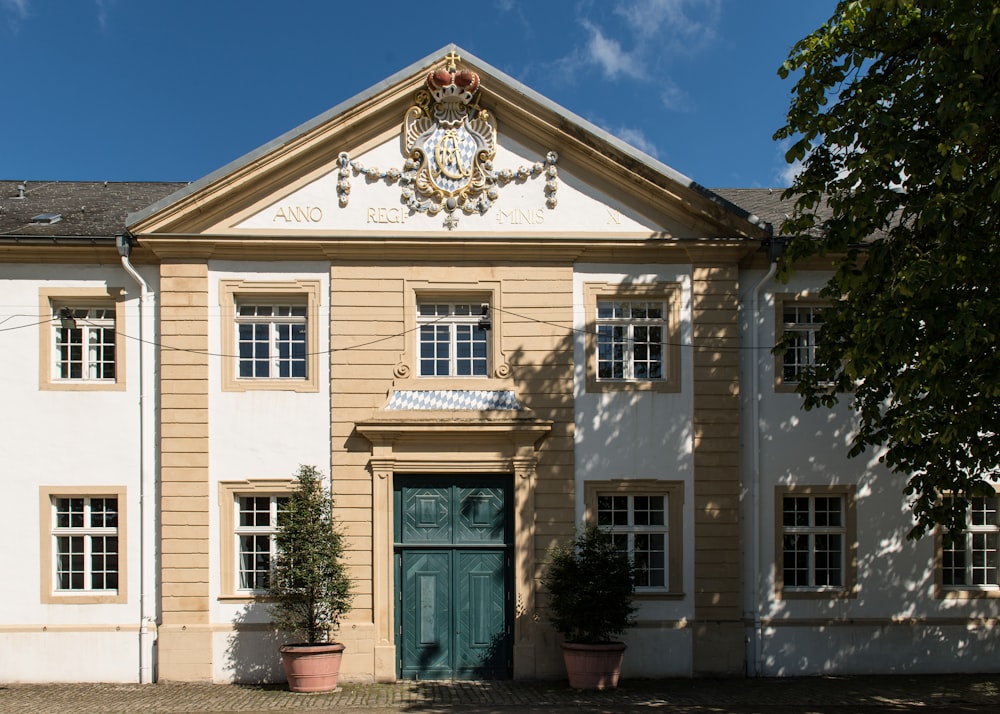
[
  {"left": 747, "top": 238, "right": 780, "bottom": 677},
  {"left": 117, "top": 233, "right": 157, "bottom": 684}
]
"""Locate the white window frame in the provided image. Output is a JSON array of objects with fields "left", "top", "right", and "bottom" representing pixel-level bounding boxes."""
[
  {"left": 584, "top": 480, "right": 684, "bottom": 597},
  {"left": 417, "top": 301, "right": 490, "bottom": 377},
  {"left": 235, "top": 302, "right": 308, "bottom": 380},
  {"left": 775, "top": 295, "right": 826, "bottom": 390},
  {"left": 598, "top": 493, "right": 668, "bottom": 590},
  {"left": 940, "top": 494, "right": 1000, "bottom": 596},
  {"left": 596, "top": 299, "right": 667, "bottom": 382},
  {"left": 39, "top": 486, "right": 127, "bottom": 604},
  {"left": 234, "top": 494, "right": 287, "bottom": 593},
  {"left": 52, "top": 496, "right": 120, "bottom": 592},
  {"left": 53, "top": 306, "right": 117, "bottom": 381},
  {"left": 775, "top": 486, "right": 857, "bottom": 599}
]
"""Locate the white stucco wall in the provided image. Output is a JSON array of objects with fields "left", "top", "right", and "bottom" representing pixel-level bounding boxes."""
[
  {"left": 572, "top": 264, "right": 695, "bottom": 677},
  {"left": 740, "top": 267, "right": 998, "bottom": 676},
  {"left": 0, "top": 262, "right": 158, "bottom": 682},
  {"left": 204, "top": 262, "right": 332, "bottom": 682}
]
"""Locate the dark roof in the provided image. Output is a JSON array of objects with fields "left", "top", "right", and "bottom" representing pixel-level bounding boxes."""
[
  {"left": 2, "top": 181, "right": 794, "bottom": 240},
  {"left": 711, "top": 188, "right": 792, "bottom": 232},
  {"left": 0, "top": 180, "right": 185, "bottom": 238}
]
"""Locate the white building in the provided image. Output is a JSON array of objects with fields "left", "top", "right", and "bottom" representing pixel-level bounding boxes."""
[{"left": 1, "top": 46, "right": 996, "bottom": 684}]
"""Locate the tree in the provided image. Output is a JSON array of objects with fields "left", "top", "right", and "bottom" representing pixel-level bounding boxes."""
[
  {"left": 774, "top": 0, "right": 1000, "bottom": 539},
  {"left": 268, "top": 465, "right": 352, "bottom": 644}
]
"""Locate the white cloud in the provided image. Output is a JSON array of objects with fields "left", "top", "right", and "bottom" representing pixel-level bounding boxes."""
[
  {"left": 580, "top": 19, "right": 642, "bottom": 79},
  {"left": 614, "top": 0, "right": 720, "bottom": 51},
  {"left": 2, "top": 0, "right": 30, "bottom": 27},
  {"left": 95, "top": 0, "right": 116, "bottom": 30},
  {"left": 774, "top": 139, "right": 804, "bottom": 186},
  {"left": 561, "top": 0, "right": 720, "bottom": 110},
  {"left": 2, "top": 0, "right": 28, "bottom": 16},
  {"left": 613, "top": 126, "right": 660, "bottom": 158},
  {"left": 660, "top": 83, "right": 691, "bottom": 112},
  {"left": 776, "top": 157, "right": 803, "bottom": 187}
]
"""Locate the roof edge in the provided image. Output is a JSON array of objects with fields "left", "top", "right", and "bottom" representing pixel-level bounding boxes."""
[{"left": 127, "top": 43, "right": 770, "bottom": 236}]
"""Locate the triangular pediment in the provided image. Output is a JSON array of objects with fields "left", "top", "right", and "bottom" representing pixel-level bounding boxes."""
[{"left": 127, "top": 45, "right": 767, "bottom": 244}]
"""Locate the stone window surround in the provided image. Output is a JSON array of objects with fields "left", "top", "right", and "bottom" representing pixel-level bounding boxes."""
[
  {"left": 38, "top": 287, "right": 127, "bottom": 392},
  {"left": 583, "top": 281, "right": 681, "bottom": 393}
]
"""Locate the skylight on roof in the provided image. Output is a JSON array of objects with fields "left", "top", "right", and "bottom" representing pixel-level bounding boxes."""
[{"left": 30, "top": 213, "right": 62, "bottom": 224}]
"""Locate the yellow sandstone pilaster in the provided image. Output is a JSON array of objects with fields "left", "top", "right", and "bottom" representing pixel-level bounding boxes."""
[{"left": 157, "top": 261, "right": 212, "bottom": 681}]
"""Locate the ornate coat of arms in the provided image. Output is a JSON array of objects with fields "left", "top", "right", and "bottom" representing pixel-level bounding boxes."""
[
  {"left": 402, "top": 52, "right": 498, "bottom": 218},
  {"left": 336, "top": 52, "right": 558, "bottom": 229}
]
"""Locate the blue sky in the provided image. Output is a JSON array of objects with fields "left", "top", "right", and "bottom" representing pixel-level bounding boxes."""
[{"left": 1, "top": 1, "right": 835, "bottom": 188}]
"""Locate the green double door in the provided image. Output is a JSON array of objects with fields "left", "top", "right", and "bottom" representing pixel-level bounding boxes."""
[{"left": 394, "top": 476, "right": 513, "bottom": 680}]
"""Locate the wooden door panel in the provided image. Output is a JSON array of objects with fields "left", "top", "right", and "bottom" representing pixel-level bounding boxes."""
[
  {"left": 399, "top": 551, "right": 451, "bottom": 679},
  {"left": 455, "top": 550, "right": 508, "bottom": 678}
]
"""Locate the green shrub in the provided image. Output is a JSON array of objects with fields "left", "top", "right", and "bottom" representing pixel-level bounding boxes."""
[{"left": 542, "top": 526, "right": 637, "bottom": 644}]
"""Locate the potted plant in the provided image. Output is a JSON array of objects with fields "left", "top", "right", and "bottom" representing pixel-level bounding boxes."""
[
  {"left": 268, "top": 465, "right": 353, "bottom": 692},
  {"left": 542, "top": 525, "right": 637, "bottom": 689}
]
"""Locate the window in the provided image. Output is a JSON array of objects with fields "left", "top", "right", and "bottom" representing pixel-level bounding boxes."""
[
  {"left": 54, "top": 306, "right": 116, "bottom": 380},
  {"left": 418, "top": 301, "right": 489, "bottom": 377},
  {"left": 597, "top": 300, "right": 665, "bottom": 380},
  {"left": 236, "top": 303, "right": 307, "bottom": 379},
  {"left": 39, "top": 288, "right": 126, "bottom": 391},
  {"left": 39, "top": 486, "right": 127, "bottom": 604},
  {"left": 775, "top": 486, "right": 857, "bottom": 599},
  {"left": 584, "top": 283, "right": 681, "bottom": 393},
  {"left": 219, "top": 280, "right": 320, "bottom": 392},
  {"left": 775, "top": 296, "right": 826, "bottom": 390},
  {"left": 584, "top": 480, "right": 683, "bottom": 595},
  {"left": 940, "top": 495, "right": 1000, "bottom": 596},
  {"left": 218, "top": 479, "right": 293, "bottom": 599},
  {"left": 53, "top": 497, "right": 119, "bottom": 591},
  {"left": 235, "top": 495, "right": 287, "bottom": 591}
]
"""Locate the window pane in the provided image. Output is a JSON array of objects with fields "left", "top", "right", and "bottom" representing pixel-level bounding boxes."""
[
  {"left": 596, "top": 325, "right": 626, "bottom": 379},
  {"left": 56, "top": 535, "right": 85, "bottom": 590},
  {"left": 942, "top": 541, "right": 966, "bottom": 586},
  {"left": 971, "top": 497, "right": 998, "bottom": 527},
  {"left": 597, "top": 495, "right": 628, "bottom": 526},
  {"left": 239, "top": 496, "right": 272, "bottom": 527},
  {"left": 633, "top": 496, "right": 665, "bottom": 526},
  {"left": 783, "top": 534, "right": 809, "bottom": 587},
  {"left": 783, "top": 497, "right": 810, "bottom": 527},
  {"left": 814, "top": 534, "right": 843, "bottom": 586},
  {"left": 239, "top": 534, "right": 272, "bottom": 590},
  {"left": 633, "top": 533, "right": 666, "bottom": 587},
  {"left": 814, "top": 497, "right": 842, "bottom": 527},
  {"left": 971, "top": 533, "right": 998, "bottom": 586},
  {"left": 56, "top": 497, "right": 85, "bottom": 528}
]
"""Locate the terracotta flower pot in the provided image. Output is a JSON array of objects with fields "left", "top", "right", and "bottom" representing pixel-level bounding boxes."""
[
  {"left": 561, "top": 642, "right": 626, "bottom": 690},
  {"left": 279, "top": 642, "right": 345, "bottom": 693}
]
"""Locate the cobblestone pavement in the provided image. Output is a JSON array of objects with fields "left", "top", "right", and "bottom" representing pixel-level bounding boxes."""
[{"left": 1, "top": 674, "right": 998, "bottom": 714}]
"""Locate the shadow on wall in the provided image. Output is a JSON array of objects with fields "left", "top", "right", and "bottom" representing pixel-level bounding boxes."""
[
  {"left": 225, "top": 602, "right": 285, "bottom": 684},
  {"left": 759, "top": 384, "right": 998, "bottom": 674}
]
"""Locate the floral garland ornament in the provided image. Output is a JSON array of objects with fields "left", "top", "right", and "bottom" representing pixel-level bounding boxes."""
[{"left": 402, "top": 52, "right": 498, "bottom": 229}]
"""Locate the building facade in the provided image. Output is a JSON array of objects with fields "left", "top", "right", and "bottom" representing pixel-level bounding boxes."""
[{"left": 1, "top": 46, "right": 997, "bottom": 683}]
